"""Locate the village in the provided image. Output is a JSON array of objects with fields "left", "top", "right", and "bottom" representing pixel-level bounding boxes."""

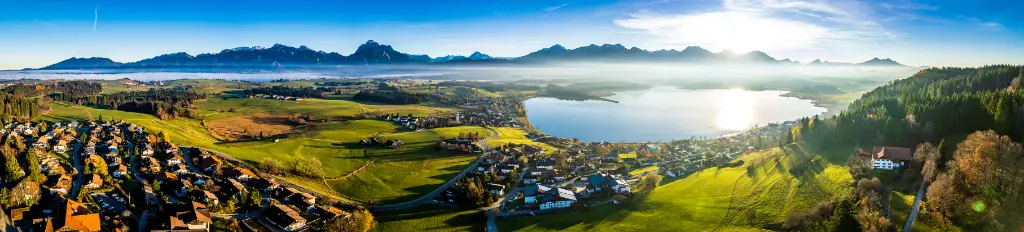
[{"left": 0, "top": 120, "right": 357, "bottom": 232}]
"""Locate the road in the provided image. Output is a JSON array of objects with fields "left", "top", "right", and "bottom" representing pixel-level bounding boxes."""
[
  {"left": 68, "top": 129, "right": 87, "bottom": 198},
  {"left": 903, "top": 180, "right": 927, "bottom": 232},
  {"left": 374, "top": 127, "right": 501, "bottom": 211},
  {"left": 486, "top": 209, "right": 498, "bottom": 232}
]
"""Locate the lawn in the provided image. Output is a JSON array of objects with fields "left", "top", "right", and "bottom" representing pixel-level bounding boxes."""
[
  {"left": 486, "top": 127, "right": 559, "bottom": 154},
  {"left": 628, "top": 165, "right": 660, "bottom": 176},
  {"left": 40, "top": 102, "right": 494, "bottom": 204},
  {"left": 497, "top": 146, "right": 854, "bottom": 231},
  {"left": 374, "top": 205, "right": 484, "bottom": 232}
]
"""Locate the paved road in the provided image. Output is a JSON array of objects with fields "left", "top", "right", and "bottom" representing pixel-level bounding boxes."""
[
  {"left": 374, "top": 127, "right": 501, "bottom": 211},
  {"left": 486, "top": 209, "right": 498, "bottom": 232},
  {"left": 69, "top": 129, "right": 87, "bottom": 198},
  {"left": 903, "top": 180, "right": 927, "bottom": 232}
]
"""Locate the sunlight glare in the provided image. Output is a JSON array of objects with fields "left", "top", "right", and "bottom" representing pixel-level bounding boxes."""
[{"left": 716, "top": 88, "right": 757, "bottom": 131}]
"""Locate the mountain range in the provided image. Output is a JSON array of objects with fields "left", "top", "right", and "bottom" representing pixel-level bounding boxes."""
[{"left": 37, "top": 40, "right": 907, "bottom": 70}]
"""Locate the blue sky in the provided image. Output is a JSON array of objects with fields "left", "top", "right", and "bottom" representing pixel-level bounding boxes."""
[{"left": 0, "top": 0, "right": 1021, "bottom": 69}]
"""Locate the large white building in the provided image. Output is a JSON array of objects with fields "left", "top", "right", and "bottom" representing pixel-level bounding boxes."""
[
  {"left": 869, "top": 147, "right": 912, "bottom": 170},
  {"left": 539, "top": 188, "right": 577, "bottom": 210}
]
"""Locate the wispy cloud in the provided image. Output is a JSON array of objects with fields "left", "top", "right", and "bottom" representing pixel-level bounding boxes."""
[
  {"left": 544, "top": 3, "right": 569, "bottom": 12},
  {"left": 93, "top": 7, "right": 98, "bottom": 32},
  {"left": 614, "top": 0, "right": 892, "bottom": 52},
  {"left": 978, "top": 22, "right": 1005, "bottom": 30},
  {"left": 33, "top": 20, "right": 58, "bottom": 29}
]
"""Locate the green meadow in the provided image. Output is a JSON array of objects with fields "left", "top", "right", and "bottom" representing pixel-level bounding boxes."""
[{"left": 497, "top": 145, "right": 854, "bottom": 231}]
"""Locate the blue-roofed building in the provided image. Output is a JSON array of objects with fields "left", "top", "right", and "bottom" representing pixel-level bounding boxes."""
[{"left": 587, "top": 174, "right": 606, "bottom": 191}]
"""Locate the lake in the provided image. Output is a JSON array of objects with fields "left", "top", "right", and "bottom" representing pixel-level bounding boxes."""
[{"left": 524, "top": 87, "right": 826, "bottom": 142}]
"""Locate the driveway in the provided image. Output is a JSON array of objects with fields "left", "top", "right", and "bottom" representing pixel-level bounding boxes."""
[{"left": 903, "top": 180, "right": 927, "bottom": 232}]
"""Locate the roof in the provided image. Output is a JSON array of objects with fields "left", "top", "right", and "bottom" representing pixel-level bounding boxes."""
[
  {"left": 588, "top": 174, "right": 606, "bottom": 187},
  {"left": 872, "top": 147, "right": 913, "bottom": 161},
  {"left": 233, "top": 167, "right": 256, "bottom": 177},
  {"left": 556, "top": 188, "right": 577, "bottom": 201},
  {"left": 47, "top": 199, "right": 101, "bottom": 232},
  {"left": 199, "top": 156, "right": 221, "bottom": 170},
  {"left": 266, "top": 203, "right": 306, "bottom": 227},
  {"left": 89, "top": 174, "right": 103, "bottom": 186}
]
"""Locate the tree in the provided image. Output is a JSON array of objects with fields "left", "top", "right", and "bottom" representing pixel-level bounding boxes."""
[
  {"left": 643, "top": 172, "right": 660, "bottom": 190},
  {"left": 914, "top": 143, "right": 940, "bottom": 182},
  {"left": 226, "top": 218, "right": 242, "bottom": 231},
  {"left": 325, "top": 208, "right": 376, "bottom": 232}
]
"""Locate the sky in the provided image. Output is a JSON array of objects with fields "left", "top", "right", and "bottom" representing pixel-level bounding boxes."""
[{"left": 0, "top": 0, "right": 1022, "bottom": 69}]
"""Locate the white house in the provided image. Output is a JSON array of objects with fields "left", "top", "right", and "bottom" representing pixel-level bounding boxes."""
[
  {"left": 612, "top": 179, "right": 631, "bottom": 193},
  {"left": 869, "top": 147, "right": 912, "bottom": 170},
  {"left": 538, "top": 188, "right": 577, "bottom": 210}
]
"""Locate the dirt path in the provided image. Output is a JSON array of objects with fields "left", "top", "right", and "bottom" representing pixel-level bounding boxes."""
[{"left": 324, "top": 161, "right": 374, "bottom": 181}]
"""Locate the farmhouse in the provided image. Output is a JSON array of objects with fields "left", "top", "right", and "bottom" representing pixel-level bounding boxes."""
[{"left": 870, "top": 146, "right": 912, "bottom": 170}]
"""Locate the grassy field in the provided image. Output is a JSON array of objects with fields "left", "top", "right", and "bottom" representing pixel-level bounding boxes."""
[
  {"left": 41, "top": 102, "right": 494, "bottom": 204},
  {"left": 497, "top": 145, "right": 854, "bottom": 231},
  {"left": 194, "top": 97, "right": 365, "bottom": 120},
  {"left": 485, "top": 127, "right": 559, "bottom": 154},
  {"left": 404, "top": 86, "right": 502, "bottom": 98},
  {"left": 628, "top": 166, "right": 660, "bottom": 176},
  {"left": 374, "top": 205, "right": 483, "bottom": 232}
]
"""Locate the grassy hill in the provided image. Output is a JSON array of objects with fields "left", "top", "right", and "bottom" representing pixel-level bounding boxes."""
[
  {"left": 497, "top": 145, "right": 854, "bottom": 231},
  {"left": 486, "top": 127, "right": 559, "bottom": 154},
  {"left": 40, "top": 102, "right": 492, "bottom": 204},
  {"left": 374, "top": 206, "right": 484, "bottom": 232}
]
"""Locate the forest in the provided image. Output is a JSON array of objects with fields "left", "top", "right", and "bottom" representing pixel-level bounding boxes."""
[
  {"left": 351, "top": 90, "right": 425, "bottom": 104},
  {"left": 52, "top": 89, "right": 205, "bottom": 119},
  {"left": 782, "top": 65, "right": 1024, "bottom": 231},
  {"left": 243, "top": 86, "right": 326, "bottom": 98}
]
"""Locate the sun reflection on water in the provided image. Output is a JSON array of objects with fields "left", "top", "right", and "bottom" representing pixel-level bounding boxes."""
[{"left": 716, "top": 88, "right": 757, "bottom": 131}]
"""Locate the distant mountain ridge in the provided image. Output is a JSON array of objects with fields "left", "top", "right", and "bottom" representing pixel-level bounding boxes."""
[{"left": 38, "top": 40, "right": 909, "bottom": 70}]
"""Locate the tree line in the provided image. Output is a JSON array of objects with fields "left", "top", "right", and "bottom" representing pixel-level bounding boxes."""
[
  {"left": 51, "top": 89, "right": 204, "bottom": 119},
  {"left": 243, "top": 86, "right": 326, "bottom": 98}
]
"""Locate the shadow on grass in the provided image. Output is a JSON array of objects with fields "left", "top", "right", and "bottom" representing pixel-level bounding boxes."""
[
  {"left": 498, "top": 192, "right": 664, "bottom": 231},
  {"left": 376, "top": 205, "right": 486, "bottom": 231}
]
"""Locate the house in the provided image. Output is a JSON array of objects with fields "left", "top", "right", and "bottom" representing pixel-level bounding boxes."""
[
  {"left": 141, "top": 146, "right": 155, "bottom": 156},
  {"left": 225, "top": 179, "right": 248, "bottom": 198},
  {"left": 523, "top": 185, "right": 552, "bottom": 204},
  {"left": 587, "top": 174, "right": 606, "bottom": 192},
  {"left": 199, "top": 156, "right": 221, "bottom": 172},
  {"left": 538, "top": 188, "right": 577, "bottom": 210},
  {"left": 168, "top": 202, "right": 212, "bottom": 231},
  {"left": 113, "top": 165, "right": 128, "bottom": 178},
  {"left": 200, "top": 191, "right": 219, "bottom": 204},
  {"left": 870, "top": 147, "right": 912, "bottom": 170},
  {"left": 166, "top": 155, "right": 184, "bottom": 166},
  {"left": 486, "top": 153, "right": 508, "bottom": 164},
  {"left": 40, "top": 199, "right": 101, "bottom": 232},
  {"left": 309, "top": 206, "right": 347, "bottom": 220},
  {"left": 173, "top": 163, "right": 189, "bottom": 174},
  {"left": 84, "top": 174, "right": 103, "bottom": 189},
  {"left": 264, "top": 203, "right": 307, "bottom": 231},
  {"left": 229, "top": 167, "right": 256, "bottom": 181},
  {"left": 535, "top": 159, "right": 555, "bottom": 170},
  {"left": 10, "top": 207, "right": 31, "bottom": 225},
  {"left": 485, "top": 183, "right": 506, "bottom": 195},
  {"left": 47, "top": 174, "right": 73, "bottom": 195},
  {"left": 612, "top": 179, "right": 631, "bottom": 193},
  {"left": 249, "top": 178, "right": 280, "bottom": 192},
  {"left": 284, "top": 188, "right": 316, "bottom": 206}
]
